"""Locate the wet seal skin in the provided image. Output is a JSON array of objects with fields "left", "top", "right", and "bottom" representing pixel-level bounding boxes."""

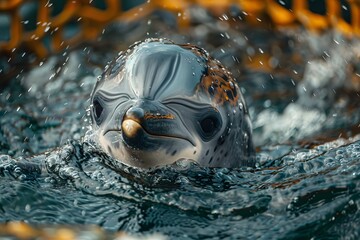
[{"left": 90, "top": 38, "right": 255, "bottom": 168}]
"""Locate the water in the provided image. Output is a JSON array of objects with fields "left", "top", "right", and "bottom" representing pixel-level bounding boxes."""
[{"left": 1, "top": 9, "right": 360, "bottom": 239}]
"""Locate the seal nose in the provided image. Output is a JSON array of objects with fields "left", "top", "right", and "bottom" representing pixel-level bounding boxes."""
[
  {"left": 121, "top": 101, "right": 176, "bottom": 140},
  {"left": 123, "top": 107, "right": 145, "bottom": 122},
  {"left": 121, "top": 107, "right": 145, "bottom": 139},
  {"left": 121, "top": 101, "right": 174, "bottom": 148},
  {"left": 120, "top": 100, "right": 194, "bottom": 149}
]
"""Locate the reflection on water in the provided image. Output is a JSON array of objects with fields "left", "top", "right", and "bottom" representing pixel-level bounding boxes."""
[{"left": 1, "top": 7, "right": 360, "bottom": 239}]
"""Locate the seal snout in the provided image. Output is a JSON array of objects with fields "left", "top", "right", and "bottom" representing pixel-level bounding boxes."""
[{"left": 120, "top": 100, "right": 194, "bottom": 149}]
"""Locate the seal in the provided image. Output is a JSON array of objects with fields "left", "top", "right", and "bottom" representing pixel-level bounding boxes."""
[{"left": 90, "top": 38, "right": 255, "bottom": 168}]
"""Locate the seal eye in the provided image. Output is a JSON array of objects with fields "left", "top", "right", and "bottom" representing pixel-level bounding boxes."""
[
  {"left": 199, "top": 113, "right": 222, "bottom": 140},
  {"left": 200, "top": 117, "right": 217, "bottom": 134},
  {"left": 92, "top": 98, "right": 104, "bottom": 125}
]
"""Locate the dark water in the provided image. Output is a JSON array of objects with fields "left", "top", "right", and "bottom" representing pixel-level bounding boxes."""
[{"left": 1, "top": 9, "right": 360, "bottom": 239}]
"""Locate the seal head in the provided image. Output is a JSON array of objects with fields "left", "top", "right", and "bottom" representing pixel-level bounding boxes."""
[{"left": 90, "top": 38, "right": 255, "bottom": 168}]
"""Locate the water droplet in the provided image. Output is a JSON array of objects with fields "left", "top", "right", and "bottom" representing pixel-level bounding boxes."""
[
  {"left": 243, "top": 132, "right": 248, "bottom": 142},
  {"left": 25, "top": 204, "right": 31, "bottom": 212},
  {"left": 229, "top": 81, "right": 234, "bottom": 89},
  {"left": 264, "top": 99, "right": 271, "bottom": 108}
]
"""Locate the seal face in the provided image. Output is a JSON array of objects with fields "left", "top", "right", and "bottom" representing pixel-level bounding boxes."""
[{"left": 90, "top": 38, "right": 255, "bottom": 168}]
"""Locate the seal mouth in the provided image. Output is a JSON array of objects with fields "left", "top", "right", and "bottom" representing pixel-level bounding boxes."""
[
  {"left": 102, "top": 99, "right": 196, "bottom": 152},
  {"left": 103, "top": 119, "right": 195, "bottom": 148},
  {"left": 120, "top": 118, "right": 195, "bottom": 146}
]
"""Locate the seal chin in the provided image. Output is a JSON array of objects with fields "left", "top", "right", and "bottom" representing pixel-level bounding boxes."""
[{"left": 118, "top": 148, "right": 196, "bottom": 169}]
